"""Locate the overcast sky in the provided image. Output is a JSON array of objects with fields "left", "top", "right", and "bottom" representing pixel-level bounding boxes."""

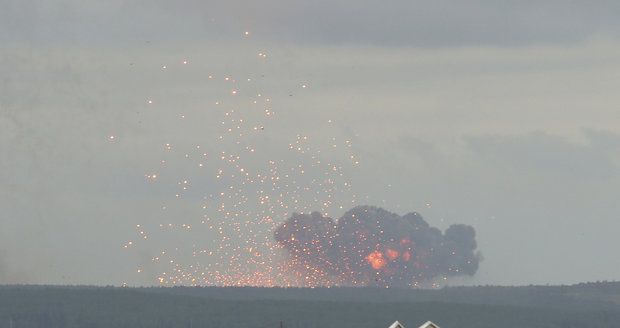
[{"left": 2, "top": 0, "right": 620, "bottom": 286}]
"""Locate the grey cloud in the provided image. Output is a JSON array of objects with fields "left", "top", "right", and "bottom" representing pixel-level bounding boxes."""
[
  {"left": 582, "top": 129, "right": 620, "bottom": 151},
  {"left": 3, "top": 0, "right": 620, "bottom": 47},
  {"left": 465, "top": 131, "right": 619, "bottom": 181}
]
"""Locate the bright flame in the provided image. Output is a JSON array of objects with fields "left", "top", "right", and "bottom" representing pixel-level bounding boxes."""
[{"left": 366, "top": 250, "right": 386, "bottom": 270}]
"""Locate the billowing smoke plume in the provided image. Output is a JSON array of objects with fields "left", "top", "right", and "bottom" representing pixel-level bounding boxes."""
[{"left": 275, "top": 206, "right": 480, "bottom": 287}]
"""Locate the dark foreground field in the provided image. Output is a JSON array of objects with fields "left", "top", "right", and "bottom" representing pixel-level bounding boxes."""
[{"left": 1, "top": 282, "right": 620, "bottom": 328}]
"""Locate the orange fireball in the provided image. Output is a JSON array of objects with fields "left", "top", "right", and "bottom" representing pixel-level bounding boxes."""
[
  {"left": 365, "top": 250, "right": 386, "bottom": 270},
  {"left": 385, "top": 248, "right": 400, "bottom": 261}
]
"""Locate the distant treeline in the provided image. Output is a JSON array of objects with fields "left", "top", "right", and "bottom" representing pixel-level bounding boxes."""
[
  {"left": 142, "top": 281, "right": 620, "bottom": 311},
  {"left": 0, "top": 282, "right": 618, "bottom": 328}
]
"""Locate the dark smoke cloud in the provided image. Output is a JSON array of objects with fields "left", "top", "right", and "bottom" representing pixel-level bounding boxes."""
[{"left": 275, "top": 206, "right": 481, "bottom": 287}]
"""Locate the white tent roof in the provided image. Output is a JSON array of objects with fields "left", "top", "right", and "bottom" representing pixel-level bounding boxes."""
[
  {"left": 388, "top": 321, "right": 440, "bottom": 328},
  {"left": 418, "top": 321, "right": 440, "bottom": 328}
]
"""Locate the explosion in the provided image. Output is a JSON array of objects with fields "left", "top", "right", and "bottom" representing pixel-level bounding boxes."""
[
  {"left": 275, "top": 206, "right": 481, "bottom": 287},
  {"left": 122, "top": 28, "right": 472, "bottom": 289}
]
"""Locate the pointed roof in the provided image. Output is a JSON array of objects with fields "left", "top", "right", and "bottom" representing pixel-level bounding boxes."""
[
  {"left": 388, "top": 320, "right": 439, "bottom": 328},
  {"left": 418, "top": 321, "right": 440, "bottom": 328}
]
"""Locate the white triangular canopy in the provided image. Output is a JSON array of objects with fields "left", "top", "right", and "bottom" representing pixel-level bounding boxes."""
[
  {"left": 418, "top": 321, "right": 440, "bottom": 328},
  {"left": 388, "top": 321, "right": 405, "bottom": 328},
  {"left": 388, "top": 320, "right": 439, "bottom": 328}
]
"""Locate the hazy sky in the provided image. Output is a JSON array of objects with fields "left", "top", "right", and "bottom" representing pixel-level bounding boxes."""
[{"left": 2, "top": 0, "right": 620, "bottom": 286}]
